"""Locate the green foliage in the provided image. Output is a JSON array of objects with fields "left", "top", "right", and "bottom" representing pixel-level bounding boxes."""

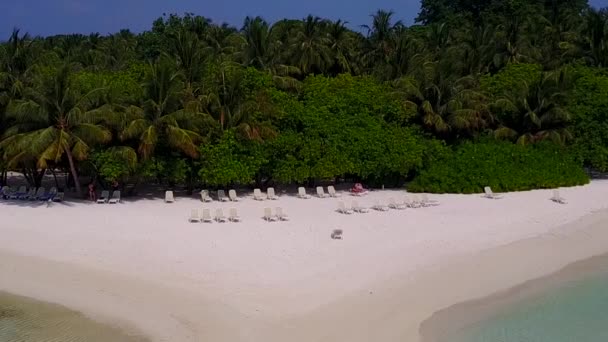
[
  {"left": 269, "top": 74, "right": 438, "bottom": 184},
  {"left": 91, "top": 150, "right": 132, "bottom": 182},
  {"left": 409, "top": 141, "right": 589, "bottom": 193},
  {"left": 570, "top": 67, "right": 608, "bottom": 171},
  {"left": 480, "top": 63, "right": 542, "bottom": 97},
  {"left": 198, "top": 131, "right": 267, "bottom": 186},
  {"left": 139, "top": 156, "right": 190, "bottom": 185}
]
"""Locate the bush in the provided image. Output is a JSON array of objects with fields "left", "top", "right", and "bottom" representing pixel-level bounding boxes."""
[{"left": 409, "top": 141, "right": 589, "bottom": 193}]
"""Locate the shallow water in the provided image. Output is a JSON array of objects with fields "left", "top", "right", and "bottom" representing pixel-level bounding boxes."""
[
  {"left": 0, "top": 291, "right": 147, "bottom": 342},
  {"left": 426, "top": 254, "right": 608, "bottom": 342}
]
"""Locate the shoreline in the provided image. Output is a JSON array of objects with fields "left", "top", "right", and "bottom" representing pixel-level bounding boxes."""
[
  {"left": 419, "top": 252, "right": 608, "bottom": 342},
  {"left": 1, "top": 183, "right": 608, "bottom": 341}
]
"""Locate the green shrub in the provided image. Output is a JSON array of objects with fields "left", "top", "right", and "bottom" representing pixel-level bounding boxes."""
[{"left": 409, "top": 141, "right": 589, "bottom": 193}]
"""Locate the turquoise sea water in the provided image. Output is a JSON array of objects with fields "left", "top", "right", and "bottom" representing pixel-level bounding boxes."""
[
  {"left": 0, "top": 292, "right": 147, "bottom": 342},
  {"left": 433, "top": 256, "right": 608, "bottom": 342}
]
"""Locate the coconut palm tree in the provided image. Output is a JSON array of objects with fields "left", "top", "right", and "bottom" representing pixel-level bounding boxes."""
[
  {"left": 290, "top": 15, "right": 331, "bottom": 75},
  {"left": 492, "top": 68, "right": 575, "bottom": 145},
  {"left": 0, "top": 63, "right": 112, "bottom": 194},
  {"left": 121, "top": 57, "right": 208, "bottom": 160}
]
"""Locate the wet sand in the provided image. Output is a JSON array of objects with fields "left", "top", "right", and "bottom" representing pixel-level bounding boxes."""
[
  {"left": 420, "top": 242, "right": 608, "bottom": 341},
  {"left": 0, "top": 291, "right": 148, "bottom": 342}
]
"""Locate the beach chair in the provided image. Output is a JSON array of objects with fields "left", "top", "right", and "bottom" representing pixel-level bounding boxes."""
[
  {"left": 20, "top": 188, "right": 35, "bottom": 200},
  {"left": 331, "top": 229, "right": 343, "bottom": 240},
  {"left": 39, "top": 187, "right": 57, "bottom": 201},
  {"left": 97, "top": 190, "right": 110, "bottom": 203},
  {"left": 420, "top": 193, "right": 439, "bottom": 206},
  {"left": 215, "top": 208, "right": 227, "bottom": 223},
  {"left": 165, "top": 191, "right": 175, "bottom": 203},
  {"left": 267, "top": 187, "right": 279, "bottom": 200},
  {"left": 33, "top": 187, "right": 46, "bottom": 200},
  {"left": 228, "top": 189, "right": 239, "bottom": 202},
  {"left": 264, "top": 207, "right": 277, "bottom": 221},
  {"left": 298, "top": 187, "right": 311, "bottom": 199},
  {"left": 217, "top": 190, "right": 229, "bottom": 202},
  {"left": 229, "top": 208, "right": 241, "bottom": 222},
  {"left": 337, "top": 201, "right": 354, "bottom": 214},
  {"left": 201, "top": 208, "right": 213, "bottom": 223},
  {"left": 11, "top": 186, "right": 26, "bottom": 199},
  {"left": 411, "top": 195, "right": 424, "bottom": 208},
  {"left": 352, "top": 200, "right": 369, "bottom": 213},
  {"left": 1, "top": 186, "right": 13, "bottom": 199},
  {"left": 327, "top": 185, "right": 340, "bottom": 198},
  {"left": 403, "top": 196, "right": 418, "bottom": 208},
  {"left": 372, "top": 201, "right": 389, "bottom": 212},
  {"left": 484, "top": 186, "right": 502, "bottom": 199},
  {"left": 200, "top": 190, "right": 213, "bottom": 202},
  {"left": 253, "top": 188, "right": 265, "bottom": 201},
  {"left": 316, "top": 186, "right": 328, "bottom": 198},
  {"left": 189, "top": 209, "right": 201, "bottom": 223},
  {"left": 388, "top": 198, "right": 406, "bottom": 210},
  {"left": 550, "top": 190, "right": 567, "bottom": 204},
  {"left": 109, "top": 190, "right": 121, "bottom": 204},
  {"left": 52, "top": 192, "right": 64, "bottom": 202},
  {"left": 276, "top": 207, "right": 289, "bottom": 221}
]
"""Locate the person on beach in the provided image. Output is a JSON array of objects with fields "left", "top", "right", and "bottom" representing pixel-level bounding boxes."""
[
  {"left": 88, "top": 183, "right": 96, "bottom": 201},
  {"left": 111, "top": 180, "right": 119, "bottom": 192},
  {"left": 351, "top": 183, "right": 367, "bottom": 194}
]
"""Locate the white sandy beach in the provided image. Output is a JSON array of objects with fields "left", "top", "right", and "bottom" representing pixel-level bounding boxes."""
[{"left": 1, "top": 181, "right": 608, "bottom": 342}]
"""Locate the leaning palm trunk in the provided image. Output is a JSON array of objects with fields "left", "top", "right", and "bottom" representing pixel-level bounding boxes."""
[{"left": 64, "top": 146, "right": 82, "bottom": 195}]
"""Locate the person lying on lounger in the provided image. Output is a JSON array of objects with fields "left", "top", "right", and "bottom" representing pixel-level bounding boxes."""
[{"left": 350, "top": 183, "right": 368, "bottom": 195}]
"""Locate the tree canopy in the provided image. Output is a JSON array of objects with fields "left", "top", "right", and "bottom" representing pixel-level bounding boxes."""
[{"left": 0, "top": 2, "right": 607, "bottom": 194}]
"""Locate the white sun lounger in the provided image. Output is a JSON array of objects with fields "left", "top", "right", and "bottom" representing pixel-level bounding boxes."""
[
  {"left": 327, "top": 185, "right": 340, "bottom": 197},
  {"left": 228, "top": 189, "right": 239, "bottom": 202},
  {"left": 253, "top": 188, "right": 265, "bottom": 201},
  {"left": 267, "top": 187, "right": 279, "bottom": 200},
  {"left": 420, "top": 193, "right": 439, "bottom": 206},
  {"left": 189, "top": 209, "right": 201, "bottom": 223},
  {"left": 388, "top": 198, "right": 406, "bottom": 210},
  {"left": 201, "top": 208, "right": 213, "bottom": 223},
  {"left": 337, "top": 201, "right": 354, "bottom": 214},
  {"left": 165, "top": 190, "right": 175, "bottom": 203},
  {"left": 200, "top": 190, "right": 213, "bottom": 202},
  {"left": 229, "top": 208, "right": 241, "bottom": 222},
  {"left": 403, "top": 196, "right": 419, "bottom": 208},
  {"left": 109, "top": 190, "right": 121, "bottom": 204},
  {"left": 11, "top": 186, "right": 26, "bottom": 199},
  {"left": 484, "top": 186, "right": 502, "bottom": 199},
  {"left": 352, "top": 200, "right": 369, "bottom": 213},
  {"left": 276, "top": 207, "right": 289, "bottom": 221},
  {"left": 298, "top": 187, "right": 311, "bottom": 199},
  {"left": 21, "top": 188, "right": 35, "bottom": 200},
  {"left": 316, "top": 186, "right": 328, "bottom": 198},
  {"left": 32, "top": 187, "right": 45, "bottom": 200},
  {"left": 372, "top": 201, "right": 389, "bottom": 211},
  {"left": 218, "top": 190, "right": 229, "bottom": 202},
  {"left": 550, "top": 189, "right": 567, "bottom": 204},
  {"left": 215, "top": 208, "right": 227, "bottom": 222},
  {"left": 264, "top": 207, "right": 277, "bottom": 221},
  {"left": 97, "top": 190, "right": 110, "bottom": 203}
]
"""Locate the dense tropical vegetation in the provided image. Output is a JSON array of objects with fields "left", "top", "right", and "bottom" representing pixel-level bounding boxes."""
[{"left": 1, "top": 0, "right": 607, "bottom": 194}]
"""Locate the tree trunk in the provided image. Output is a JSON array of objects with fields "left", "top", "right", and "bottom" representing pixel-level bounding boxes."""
[
  {"left": 64, "top": 147, "right": 82, "bottom": 195},
  {"left": 50, "top": 169, "right": 60, "bottom": 189},
  {"left": 34, "top": 169, "right": 46, "bottom": 188}
]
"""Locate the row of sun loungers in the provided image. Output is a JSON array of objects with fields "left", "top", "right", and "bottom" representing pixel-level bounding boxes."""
[
  {"left": 484, "top": 186, "right": 567, "bottom": 204},
  {"left": 96, "top": 190, "right": 121, "bottom": 204},
  {"left": 189, "top": 207, "right": 289, "bottom": 223},
  {"left": 337, "top": 195, "right": 440, "bottom": 214},
  {"left": 0, "top": 186, "right": 63, "bottom": 202}
]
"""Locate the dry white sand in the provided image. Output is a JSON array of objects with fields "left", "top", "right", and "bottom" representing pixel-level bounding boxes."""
[{"left": 1, "top": 182, "right": 608, "bottom": 341}]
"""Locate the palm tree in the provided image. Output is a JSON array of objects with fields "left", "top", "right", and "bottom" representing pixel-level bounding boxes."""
[
  {"left": 581, "top": 8, "right": 608, "bottom": 67},
  {"left": 393, "top": 62, "right": 491, "bottom": 136},
  {"left": 121, "top": 57, "right": 207, "bottom": 160},
  {"left": 362, "top": 10, "right": 403, "bottom": 69},
  {"left": 290, "top": 15, "right": 331, "bottom": 75},
  {"left": 326, "top": 20, "right": 359, "bottom": 75},
  {"left": 0, "top": 64, "right": 111, "bottom": 194},
  {"left": 492, "top": 68, "right": 575, "bottom": 145}
]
